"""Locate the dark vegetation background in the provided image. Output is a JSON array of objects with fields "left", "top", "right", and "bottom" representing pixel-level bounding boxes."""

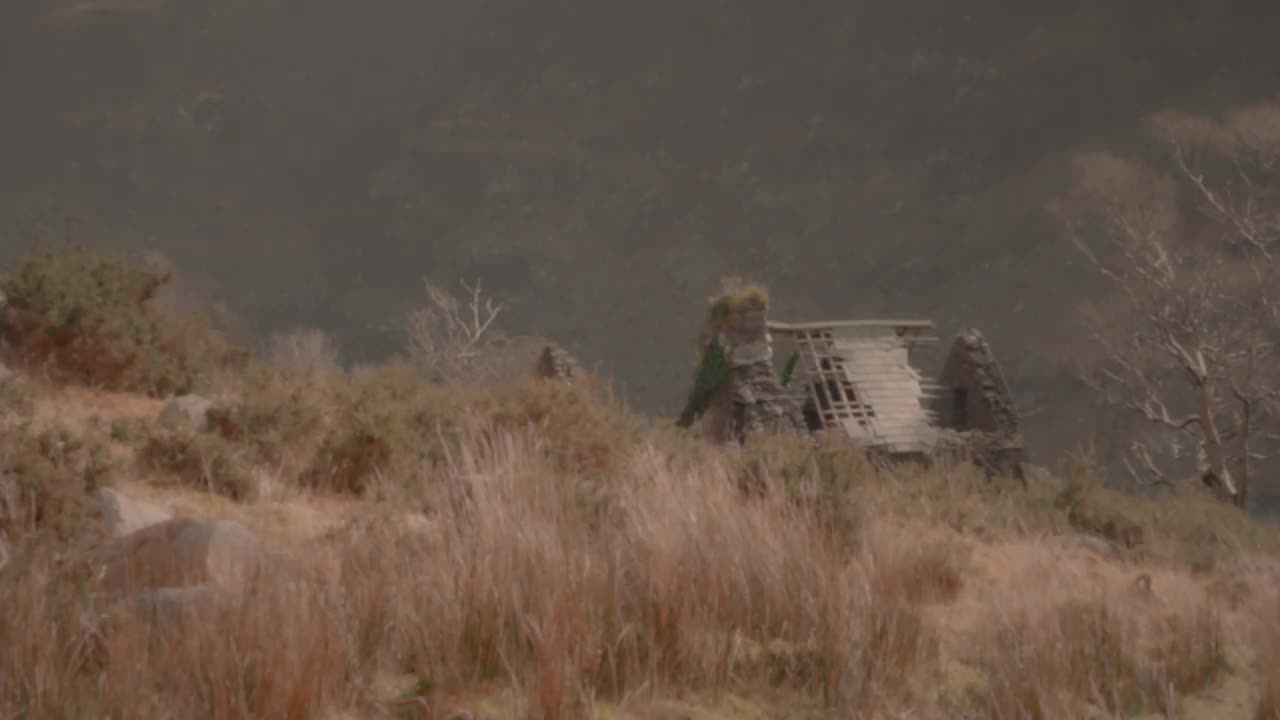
[{"left": 3, "top": 0, "right": 1279, "bottom": 472}]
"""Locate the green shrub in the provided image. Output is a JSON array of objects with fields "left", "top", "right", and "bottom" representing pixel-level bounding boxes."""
[
  {"left": 107, "top": 417, "right": 147, "bottom": 445},
  {"left": 300, "top": 368, "right": 637, "bottom": 498},
  {"left": 0, "top": 422, "right": 113, "bottom": 545},
  {"left": 207, "top": 365, "right": 331, "bottom": 467},
  {"left": 139, "top": 428, "right": 257, "bottom": 501},
  {"left": 0, "top": 374, "right": 35, "bottom": 421},
  {"left": 1057, "top": 477, "right": 1146, "bottom": 549},
  {"left": 0, "top": 247, "right": 236, "bottom": 396},
  {"left": 302, "top": 364, "right": 476, "bottom": 495},
  {"left": 1054, "top": 465, "right": 1278, "bottom": 569}
]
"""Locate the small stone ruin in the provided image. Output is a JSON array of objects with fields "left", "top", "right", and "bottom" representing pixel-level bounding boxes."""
[
  {"left": 677, "top": 288, "right": 1027, "bottom": 479},
  {"left": 535, "top": 343, "right": 580, "bottom": 384}
]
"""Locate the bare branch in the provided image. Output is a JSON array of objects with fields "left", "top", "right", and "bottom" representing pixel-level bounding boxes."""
[
  {"left": 1059, "top": 111, "right": 1280, "bottom": 506},
  {"left": 406, "top": 278, "right": 507, "bottom": 383},
  {"left": 1121, "top": 441, "right": 1175, "bottom": 490}
]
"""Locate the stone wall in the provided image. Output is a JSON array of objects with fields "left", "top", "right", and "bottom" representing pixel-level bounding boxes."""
[
  {"left": 535, "top": 343, "right": 580, "bottom": 384},
  {"left": 722, "top": 304, "right": 807, "bottom": 442},
  {"left": 936, "top": 328, "right": 1027, "bottom": 477},
  {"left": 678, "top": 292, "right": 806, "bottom": 444},
  {"left": 937, "top": 329, "right": 1021, "bottom": 435}
]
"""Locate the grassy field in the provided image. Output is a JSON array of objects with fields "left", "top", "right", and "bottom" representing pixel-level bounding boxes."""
[{"left": 2, "top": 250, "right": 1279, "bottom": 719}]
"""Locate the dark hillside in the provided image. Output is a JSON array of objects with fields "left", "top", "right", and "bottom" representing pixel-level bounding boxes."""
[{"left": 3, "top": 0, "right": 1280, "bottom": 463}]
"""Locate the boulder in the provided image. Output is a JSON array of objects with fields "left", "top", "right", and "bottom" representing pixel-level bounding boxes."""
[
  {"left": 92, "top": 488, "right": 174, "bottom": 538},
  {"left": 106, "top": 583, "right": 233, "bottom": 626},
  {"left": 157, "top": 394, "right": 214, "bottom": 432},
  {"left": 1074, "top": 533, "right": 1120, "bottom": 561},
  {"left": 535, "top": 343, "right": 580, "bottom": 384},
  {"left": 97, "top": 517, "right": 288, "bottom": 595}
]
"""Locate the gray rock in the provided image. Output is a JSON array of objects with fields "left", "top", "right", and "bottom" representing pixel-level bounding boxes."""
[
  {"left": 107, "top": 583, "right": 232, "bottom": 626},
  {"left": 97, "top": 517, "right": 285, "bottom": 595},
  {"left": 535, "top": 343, "right": 580, "bottom": 384},
  {"left": 157, "top": 394, "right": 214, "bottom": 432},
  {"left": 1075, "top": 534, "right": 1120, "bottom": 560},
  {"left": 92, "top": 488, "right": 174, "bottom": 539},
  {"left": 0, "top": 363, "right": 13, "bottom": 384}
]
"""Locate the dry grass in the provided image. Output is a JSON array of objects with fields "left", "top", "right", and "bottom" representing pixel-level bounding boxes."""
[
  {"left": 972, "top": 595, "right": 1225, "bottom": 718},
  {"left": 2, "top": 363, "right": 1279, "bottom": 719},
  {"left": 0, "top": 547, "right": 354, "bottom": 720},
  {"left": 0, "top": 422, "right": 944, "bottom": 719},
  {"left": 1253, "top": 584, "right": 1280, "bottom": 720}
]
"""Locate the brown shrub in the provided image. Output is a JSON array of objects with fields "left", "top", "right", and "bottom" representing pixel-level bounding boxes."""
[
  {"left": 206, "top": 364, "right": 332, "bottom": 469},
  {"left": 300, "top": 364, "right": 476, "bottom": 495},
  {"left": 138, "top": 428, "right": 259, "bottom": 501},
  {"left": 488, "top": 377, "right": 637, "bottom": 478}
]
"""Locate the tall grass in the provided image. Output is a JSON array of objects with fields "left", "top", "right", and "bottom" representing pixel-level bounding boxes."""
[
  {"left": 328, "top": 429, "right": 939, "bottom": 716},
  {"left": 1254, "top": 586, "right": 1280, "bottom": 720},
  {"left": 1, "top": 349, "right": 1274, "bottom": 718},
  {"left": 972, "top": 590, "right": 1226, "bottom": 718},
  {"left": 0, "top": 423, "right": 949, "bottom": 718}
]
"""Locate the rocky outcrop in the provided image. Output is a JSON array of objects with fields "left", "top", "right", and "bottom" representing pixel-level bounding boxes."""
[
  {"left": 97, "top": 517, "right": 285, "bottom": 596},
  {"left": 106, "top": 583, "right": 233, "bottom": 625},
  {"left": 535, "top": 343, "right": 580, "bottom": 384},
  {"left": 157, "top": 394, "right": 215, "bottom": 432},
  {"left": 92, "top": 487, "right": 174, "bottom": 539}
]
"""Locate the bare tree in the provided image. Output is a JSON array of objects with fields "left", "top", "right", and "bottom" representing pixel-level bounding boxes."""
[
  {"left": 1053, "top": 104, "right": 1280, "bottom": 506},
  {"left": 405, "top": 279, "right": 507, "bottom": 383},
  {"left": 269, "top": 327, "right": 341, "bottom": 374}
]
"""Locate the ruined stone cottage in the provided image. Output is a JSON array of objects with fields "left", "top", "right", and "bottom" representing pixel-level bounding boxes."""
[{"left": 676, "top": 288, "right": 1028, "bottom": 478}]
